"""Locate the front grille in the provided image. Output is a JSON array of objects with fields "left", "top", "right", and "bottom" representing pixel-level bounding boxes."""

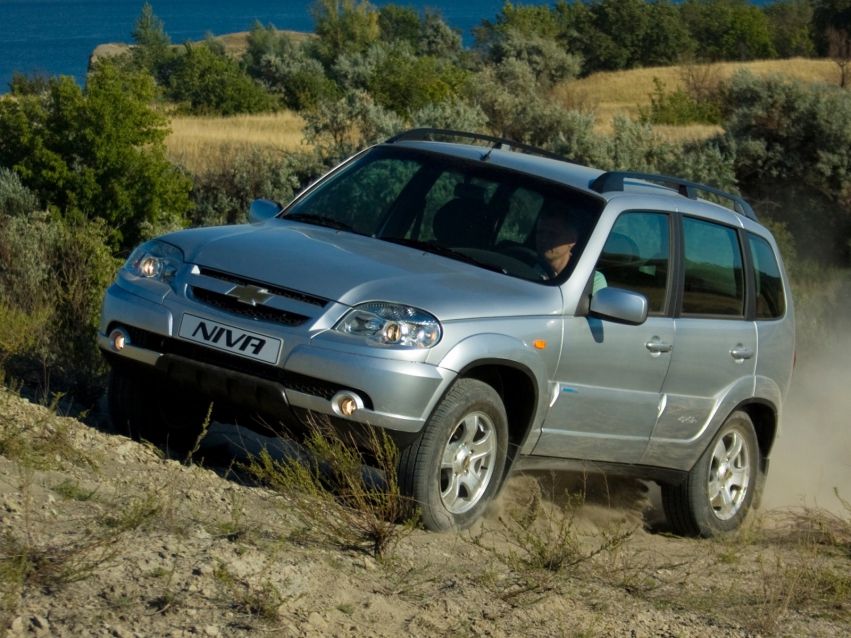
[
  {"left": 190, "top": 287, "right": 310, "bottom": 327},
  {"left": 198, "top": 267, "right": 328, "bottom": 308},
  {"left": 108, "top": 323, "right": 373, "bottom": 409}
]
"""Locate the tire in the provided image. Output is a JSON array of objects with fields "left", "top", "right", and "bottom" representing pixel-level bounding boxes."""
[
  {"left": 662, "top": 410, "right": 759, "bottom": 537},
  {"left": 108, "top": 368, "right": 211, "bottom": 452},
  {"left": 398, "top": 378, "right": 509, "bottom": 532}
]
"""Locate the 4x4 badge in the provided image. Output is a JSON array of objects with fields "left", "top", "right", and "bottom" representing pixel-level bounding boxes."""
[{"left": 226, "top": 284, "right": 273, "bottom": 306}]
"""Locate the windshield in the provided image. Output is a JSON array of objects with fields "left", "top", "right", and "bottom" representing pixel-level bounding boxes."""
[{"left": 282, "top": 146, "right": 604, "bottom": 283}]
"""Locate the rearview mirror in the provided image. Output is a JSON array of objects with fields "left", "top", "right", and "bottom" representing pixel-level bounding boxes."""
[
  {"left": 589, "top": 287, "right": 648, "bottom": 325},
  {"left": 248, "top": 199, "right": 283, "bottom": 224}
]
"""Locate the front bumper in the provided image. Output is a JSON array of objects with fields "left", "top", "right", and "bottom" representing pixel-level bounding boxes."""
[{"left": 99, "top": 283, "right": 455, "bottom": 434}]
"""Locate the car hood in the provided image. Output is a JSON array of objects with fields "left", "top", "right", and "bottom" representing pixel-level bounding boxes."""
[{"left": 162, "top": 220, "right": 563, "bottom": 321}]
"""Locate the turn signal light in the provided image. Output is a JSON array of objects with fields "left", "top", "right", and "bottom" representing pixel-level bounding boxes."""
[{"left": 533, "top": 340, "right": 546, "bottom": 350}]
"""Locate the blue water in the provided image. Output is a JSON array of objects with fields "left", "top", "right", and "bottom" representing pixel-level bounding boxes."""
[{"left": 0, "top": 0, "right": 508, "bottom": 88}]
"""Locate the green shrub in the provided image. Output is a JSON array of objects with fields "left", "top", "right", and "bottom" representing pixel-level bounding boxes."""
[
  {"left": 485, "top": 29, "right": 582, "bottom": 88},
  {"left": 378, "top": 5, "right": 421, "bottom": 48},
  {"left": 765, "top": 0, "right": 815, "bottom": 58},
  {"left": 0, "top": 63, "right": 192, "bottom": 252},
  {"left": 310, "top": 0, "right": 381, "bottom": 67},
  {"left": 639, "top": 77, "right": 722, "bottom": 126},
  {"left": 256, "top": 48, "right": 339, "bottom": 111},
  {"left": 189, "top": 149, "right": 327, "bottom": 227},
  {"left": 0, "top": 213, "right": 120, "bottom": 397},
  {"left": 0, "top": 169, "right": 38, "bottom": 218},
  {"left": 129, "top": 2, "right": 173, "bottom": 79},
  {"left": 680, "top": 0, "right": 776, "bottom": 61},
  {"left": 419, "top": 9, "right": 463, "bottom": 59},
  {"left": 366, "top": 47, "right": 470, "bottom": 116},
  {"left": 165, "top": 43, "right": 277, "bottom": 116}
]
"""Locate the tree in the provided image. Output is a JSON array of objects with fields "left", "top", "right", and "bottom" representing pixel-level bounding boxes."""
[
  {"left": 130, "top": 2, "right": 173, "bottom": 76},
  {"left": 812, "top": 0, "right": 851, "bottom": 56},
  {"left": 680, "top": 0, "right": 776, "bottom": 61},
  {"left": 166, "top": 42, "right": 276, "bottom": 115},
  {"left": 378, "top": 5, "right": 421, "bottom": 47},
  {"left": 828, "top": 27, "right": 851, "bottom": 88},
  {"left": 0, "top": 63, "right": 192, "bottom": 250},
  {"left": 310, "top": 0, "right": 380, "bottom": 66},
  {"left": 764, "top": 0, "right": 815, "bottom": 58}
]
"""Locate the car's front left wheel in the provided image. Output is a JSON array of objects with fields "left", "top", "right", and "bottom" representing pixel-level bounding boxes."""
[
  {"left": 108, "top": 368, "right": 211, "bottom": 452},
  {"left": 398, "top": 378, "right": 508, "bottom": 532}
]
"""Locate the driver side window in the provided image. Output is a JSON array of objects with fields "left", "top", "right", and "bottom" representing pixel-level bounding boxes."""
[{"left": 595, "top": 212, "right": 671, "bottom": 315}]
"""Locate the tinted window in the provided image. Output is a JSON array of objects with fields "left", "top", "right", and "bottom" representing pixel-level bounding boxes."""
[
  {"left": 284, "top": 146, "right": 604, "bottom": 283},
  {"left": 596, "top": 212, "right": 670, "bottom": 314},
  {"left": 682, "top": 217, "right": 745, "bottom": 316},
  {"left": 748, "top": 233, "right": 786, "bottom": 319}
]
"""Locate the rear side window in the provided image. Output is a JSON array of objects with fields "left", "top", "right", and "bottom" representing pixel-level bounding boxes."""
[
  {"left": 748, "top": 233, "right": 786, "bottom": 319},
  {"left": 681, "top": 217, "right": 745, "bottom": 317}
]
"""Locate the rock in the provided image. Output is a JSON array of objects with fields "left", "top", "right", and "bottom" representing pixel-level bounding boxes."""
[
  {"left": 111, "top": 627, "right": 134, "bottom": 638},
  {"left": 203, "top": 626, "right": 220, "bottom": 637},
  {"left": 9, "top": 617, "right": 24, "bottom": 635},
  {"left": 308, "top": 612, "right": 327, "bottom": 629},
  {"left": 31, "top": 615, "right": 50, "bottom": 630}
]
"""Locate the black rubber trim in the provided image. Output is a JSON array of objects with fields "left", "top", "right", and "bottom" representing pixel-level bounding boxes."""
[{"left": 512, "top": 455, "right": 688, "bottom": 486}]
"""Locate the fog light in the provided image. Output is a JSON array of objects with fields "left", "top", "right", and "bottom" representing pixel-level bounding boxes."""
[
  {"left": 331, "top": 391, "right": 365, "bottom": 417},
  {"left": 340, "top": 397, "right": 357, "bottom": 416},
  {"left": 109, "top": 328, "right": 130, "bottom": 352}
]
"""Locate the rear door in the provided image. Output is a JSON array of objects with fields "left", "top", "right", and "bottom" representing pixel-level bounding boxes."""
[
  {"left": 647, "top": 214, "right": 757, "bottom": 455},
  {"left": 534, "top": 210, "right": 676, "bottom": 464}
]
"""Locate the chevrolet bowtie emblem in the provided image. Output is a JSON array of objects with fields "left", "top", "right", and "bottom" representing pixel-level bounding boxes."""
[{"left": 226, "top": 284, "right": 273, "bottom": 306}]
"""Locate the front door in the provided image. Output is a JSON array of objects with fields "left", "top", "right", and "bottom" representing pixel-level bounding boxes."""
[{"left": 534, "top": 211, "right": 675, "bottom": 464}]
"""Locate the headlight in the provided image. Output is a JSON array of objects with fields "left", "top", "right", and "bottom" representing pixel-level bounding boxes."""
[
  {"left": 334, "top": 303, "right": 442, "bottom": 348},
  {"left": 125, "top": 240, "right": 184, "bottom": 283}
]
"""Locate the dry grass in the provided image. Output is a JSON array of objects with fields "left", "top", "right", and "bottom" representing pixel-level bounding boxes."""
[
  {"left": 165, "top": 111, "right": 306, "bottom": 174},
  {"left": 559, "top": 58, "right": 838, "bottom": 137}
]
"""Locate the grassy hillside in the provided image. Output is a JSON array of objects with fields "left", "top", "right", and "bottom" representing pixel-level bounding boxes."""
[
  {"left": 160, "top": 57, "right": 841, "bottom": 167},
  {"left": 559, "top": 58, "right": 838, "bottom": 138}
]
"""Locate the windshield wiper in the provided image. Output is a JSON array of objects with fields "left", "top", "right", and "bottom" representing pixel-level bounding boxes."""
[
  {"left": 381, "top": 238, "right": 507, "bottom": 275},
  {"left": 284, "top": 213, "right": 363, "bottom": 234}
]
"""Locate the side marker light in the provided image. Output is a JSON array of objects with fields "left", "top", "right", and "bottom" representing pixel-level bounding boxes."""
[{"left": 533, "top": 340, "right": 547, "bottom": 350}]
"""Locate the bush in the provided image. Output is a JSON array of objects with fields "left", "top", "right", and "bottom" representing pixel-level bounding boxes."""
[
  {"left": 310, "top": 0, "right": 381, "bottom": 67},
  {"left": 680, "top": 0, "right": 776, "bottom": 61},
  {"left": 256, "top": 48, "right": 339, "bottom": 111},
  {"left": 189, "top": 149, "right": 327, "bottom": 227},
  {"left": 639, "top": 77, "right": 722, "bottom": 126},
  {"left": 0, "top": 213, "right": 120, "bottom": 397},
  {"left": 0, "top": 63, "right": 192, "bottom": 251},
  {"left": 165, "top": 43, "right": 277, "bottom": 116},
  {"left": 247, "top": 424, "right": 418, "bottom": 558},
  {"left": 485, "top": 29, "right": 582, "bottom": 88},
  {"left": 366, "top": 46, "right": 470, "bottom": 116},
  {"left": 419, "top": 10, "right": 463, "bottom": 59},
  {"left": 378, "top": 4, "right": 421, "bottom": 48},
  {"left": 303, "top": 91, "right": 405, "bottom": 162},
  {"left": 0, "top": 169, "right": 38, "bottom": 218}
]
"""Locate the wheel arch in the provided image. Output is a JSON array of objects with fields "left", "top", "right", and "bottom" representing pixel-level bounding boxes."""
[
  {"left": 457, "top": 359, "right": 542, "bottom": 492},
  {"left": 734, "top": 398, "right": 778, "bottom": 459}
]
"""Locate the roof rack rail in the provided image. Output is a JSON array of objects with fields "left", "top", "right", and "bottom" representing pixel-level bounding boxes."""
[
  {"left": 385, "top": 128, "right": 578, "bottom": 165},
  {"left": 590, "top": 171, "right": 758, "bottom": 221}
]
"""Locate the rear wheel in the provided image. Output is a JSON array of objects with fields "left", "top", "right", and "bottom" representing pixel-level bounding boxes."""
[
  {"left": 108, "top": 368, "right": 211, "bottom": 452},
  {"left": 398, "top": 379, "right": 508, "bottom": 532},
  {"left": 662, "top": 410, "right": 758, "bottom": 537}
]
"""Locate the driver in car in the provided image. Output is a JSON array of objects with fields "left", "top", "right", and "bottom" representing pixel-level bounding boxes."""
[{"left": 535, "top": 210, "right": 607, "bottom": 293}]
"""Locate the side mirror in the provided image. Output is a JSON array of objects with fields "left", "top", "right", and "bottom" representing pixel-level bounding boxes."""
[
  {"left": 589, "top": 287, "right": 648, "bottom": 325},
  {"left": 248, "top": 199, "right": 283, "bottom": 224}
]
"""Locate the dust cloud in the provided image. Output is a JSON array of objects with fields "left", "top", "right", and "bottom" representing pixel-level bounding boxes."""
[{"left": 761, "top": 337, "right": 851, "bottom": 513}]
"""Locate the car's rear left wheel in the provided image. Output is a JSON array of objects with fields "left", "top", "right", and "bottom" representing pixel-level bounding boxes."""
[
  {"left": 398, "top": 378, "right": 508, "bottom": 532},
  {"left": 662, "top": 410, "right": 758, "bottom": 537}
]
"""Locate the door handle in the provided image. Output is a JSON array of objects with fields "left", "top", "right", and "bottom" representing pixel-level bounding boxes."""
[
  {"left": 730, "top": 347, "right": 754, "bottom": 360},
  {"left": 645, "top": 341, "right": 672, "bottom": 354}
]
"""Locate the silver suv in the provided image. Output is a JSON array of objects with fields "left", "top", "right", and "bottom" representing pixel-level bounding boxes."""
[{"left": 100, "top": 129, "right": 795, "bottom": 536}]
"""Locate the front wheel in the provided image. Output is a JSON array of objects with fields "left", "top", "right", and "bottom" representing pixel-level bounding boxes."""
[
  {"left": 398, "top": 379, "right": 508, "bottom": 532},
  {"left": 108, "top": 368, "right": 211, "bottom": 452},
  {"left": 662, "top": 410, "right": 759, "bottom": 537}
]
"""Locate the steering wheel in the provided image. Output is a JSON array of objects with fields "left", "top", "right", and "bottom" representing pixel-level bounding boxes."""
[{"left": 496, "top": 244, "right": 554, "bottom": 279}]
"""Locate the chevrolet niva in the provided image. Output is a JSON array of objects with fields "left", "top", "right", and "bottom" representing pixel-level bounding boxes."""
[{"left": 100, "top": 129, "right": 795, "bottom": 536}]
